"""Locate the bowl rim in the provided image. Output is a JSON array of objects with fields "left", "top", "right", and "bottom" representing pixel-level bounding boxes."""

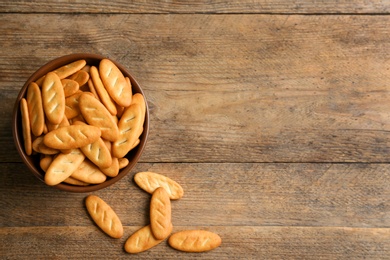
[{"left": 12, "top": 53, "right": 149, "bottom": 192}]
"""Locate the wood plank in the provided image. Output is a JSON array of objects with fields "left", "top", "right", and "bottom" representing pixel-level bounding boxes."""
[
  {"left": 1, "top": 1, "right": 390, "bottom": 14},
  {"left": 1, "top": 226, "right": 388, "bottom": 259},
  {"left": 1, "top": 163, "right": 389, "bottom": 228},
  {"left": 2, "top": 14, "right": 390, "bottom": 163}
]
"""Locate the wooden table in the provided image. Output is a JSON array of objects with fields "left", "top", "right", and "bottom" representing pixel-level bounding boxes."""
[{"left": 1, "top": 1, "right": 389, "bottom": 259}]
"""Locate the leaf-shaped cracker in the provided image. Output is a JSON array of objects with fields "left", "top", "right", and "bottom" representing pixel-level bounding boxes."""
[
  {"left": 168, "top": 230, "right": 222, "bottom": 252},
  {"left": 43, "top": 124, "right": 101, "bottom": 150},
  {"left": 124, "top": 225, "right": 171, "bottom": 254},
  {"left": 134, "top": 172, "right": 184, "bottom": 200},
  {"left": 44, "top": 148, "right": 85, "bottom": 186},
  {"left": 42, "top": 72, "right": 65, "bottom": 124},
  {"left": 99, "top": 59, "right": 132, "bottom": 107},
  {"left": 85, "top": 195, "right": 123, "bottom": 239},
  {"left": 79, "top": 93, "right": 119, "bottom": 142},
  {"left": 150, "top": 187, "right": 172, "bottom": 240}
]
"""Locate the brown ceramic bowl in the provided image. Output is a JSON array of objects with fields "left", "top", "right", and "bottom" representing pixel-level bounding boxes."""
[{"left": 12, "top": 53, "right": 149, "bottom": 192}]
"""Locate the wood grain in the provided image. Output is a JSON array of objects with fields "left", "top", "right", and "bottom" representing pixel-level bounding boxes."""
[
  {"left": 1, "top": 3, "right": 390, "bottom": 258},
  {"left": 1, "top": 0, "right": 390, "bottom": 14},
  {"left": 2, "top": 14, "right": 390, "bottom": 162},
  {"left": 1, "top": 163, "right": 388, "bottom": 228},
  {"left": 1, "top": 226, "right": 388, "bottom": 259}
]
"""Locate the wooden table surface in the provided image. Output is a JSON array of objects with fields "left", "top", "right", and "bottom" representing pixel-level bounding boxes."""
[{"left": 1, "top": 1, "right": 390, "bottom": 259}]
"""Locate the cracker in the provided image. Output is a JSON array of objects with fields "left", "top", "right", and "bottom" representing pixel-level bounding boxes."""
[
  {"left": 130, "top": 138, "right": 140, "bottom": 150},
  {"left": 63, "top": 176, "right": 90, "bottom": 186},
  {"left": 65, "top": 92, "right": 83, "bottom": 119},
  {"left": 26, "top": 82, "right": 45, "bottom": 136},
  {"left": 80, "top": 137, "right": 112, "bottom": 169},
  {"left": 42, "top": 72, "right": 65, "bottom": 124},
  {"left": 61, "top": 79, "right": 80, "bottom": 97},
  {"left": 100, "top": 157, "right": 119, "bottom": 177},
  {"left": 53, "top": 59, "right": 87, "bottom": 79},
  {"left": 40, "top": 155, "right": 53, "bottom": 172},
  {"left": 44, "top": 148, "right": 85, "bottom": 186},
  {"left": 131, "top": 93, "right": 146, "bottom": 122},
  {"left": 112, "top": 104, "right": 143, "bottom": 158},
  {"left": 46, "top": 115, "right": 70, "bottom": 132},
  {"left": 90, "top": 66, "right": 117, "bottom": 115},
  {"left": 71, "top": 160, "right": 107, "bottom": 184},
  {"left": 87, "top": 79, "right": 100, "bottom": 101},
  {"left": 168, "top": 230, "right": 222, "bottom": 252},
  {"left": 124, "top": 225, "right": 171, "bottom": 254},
  {"left": 36, "top": 60, "right": 86, "bottom": 85},
  {"left": 43, "top": 124, "right": 101, "bottom": 150},
  {"left": 32, "top": 136, "right": 59, "bottom": 155},
  {"left": 150, "top": 187, "right": 172, "bottom": 240},
  {"left": 79, "top": 93, "right": 119, "bottom": 142},
  {"left": 69, "top": 70, "right": 89, "bottom": 87},
  {"left": 134, "top": 171, "right": 184, "bottom": 200},
  {"left": 20, "top": 98, "right": 32, "bottom": 155},
  {"left": 99, "top": 59, "right": 132, "bottom": 107},
  {"left": 118, "top": 157, "right": 129, "bottom": 169},
  {"left": 85, "top": 195, "right": 123, "bottom": 239}
]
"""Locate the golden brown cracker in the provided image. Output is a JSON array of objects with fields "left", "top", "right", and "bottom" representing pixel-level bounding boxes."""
[
  {"left": 65, "top": 91, "right": 83, "bottom": 119},
  {"left": 80, "top": 137, "right": 112, "bottom": 169},
  {"left": 168, "top": 230, "right": 221, "bottom": 252},
  {"left": 20, "top": 98, "right": 32, "bottom": 155},
  {"left": 40, "top": 155, "right": 53, "bottom": 172},
  {"left": 26, "top": 82, "right": 45, "bottom": 136},
  {"left": 134, "top": 172, "right": 184, "bottom": 200},
  {"left": 69, "top": 70, "right": 89, "bottom": 87},
  {"left": 43, "top": 124, "right": 101, "bottom": 150},
  {"left": 42, "top": 72, "right": 65, "bottom": 124},
  {"left": 63, "top": 176, "right": 90, "bottom": 186},
  {"left": 112, "top": 104, "right": 143, "bottom": 158},
  {"left": 90, "top": 66, "right": 117, "bottom": 115},
  {"left": 99, "top": 59, "right": 132, "bottom": 107},
  {"left": 71, "top": 160, "right": 107, "bottom": 184},
  {"left": 85, "top": 195, "right": 123, "bottom": 239},
  {"left": 100, "top": 157, "right": 119, "bottom": 177},
  {"left": 44, "top": 148, "right": 85, "bottom": 186},
  {"left": 124, "top": 225, "right": 170, "bottom": 254},
  {"left": 79, "top": 93, "right": 119, "bottom": 142},
  {"left": 118, "top": 157, "right": 129, "bottom": 169},
  {"left": 53, "top": 59, "right": 87, "bottom": 79},
  {"left": 61, "top": 79, "right": 80, "bottom": 97},
  {"left": 32, "top": 136, "right": 59, "bottom": 155},
  {"left": 150, "top": 187, "right": 172, "bottom": 240}
]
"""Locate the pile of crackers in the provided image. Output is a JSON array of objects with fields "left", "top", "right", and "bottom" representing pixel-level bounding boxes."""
[
  {"left": 19, "top": 57, "right": 221, "bottom": 254},
  {"left": 86, "top": 171, "right": 221, "bottom": 253},
  {"left": 19, "top": 59, "right": 145, "bottom": 186}
]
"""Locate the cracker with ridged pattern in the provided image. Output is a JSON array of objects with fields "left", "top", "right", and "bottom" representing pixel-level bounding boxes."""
[
  {"left": 61, "top": 79, "right": 79, "bottom": 97},
  {"left": 124, "top": 225, "right": 172, "bottom": 254},
  {"left": 90, "top": 66, "right": 117, "bottom": 115},
  {"left": 43, "top": 124, "right": 101, "bottom": 150},
  {"left": 42, "top": 72, "right": 65, "bottom": 124},
  {"left": 44, "top": 148, "right": 85, "bottom": 186},
  {"left": 80, "top": 137, "right": 112, "bottom": 169},
  {"left": 26, "top": 82, "right": 45, "bottom": 136},
  {"left": 99, "top": 59, "right": 132, "bottom": 107},
  {"left": 150, "top": 187, "right": 172, "bottom": 240},
  {"left": 100, "top": 157, "right": 119, "bottom": 177},
  {"left": 134, "top": 171, "right": 184, "bottom": 200},
  {"left": 69, "top": 70, "right": 89, "bottom": 87},
  {"left": 71, "top": 160, "right": 107, "bottom": 184},
  {"left": 85, "top": 195, "right": 123, "bottom": 239},
  {"left": 79, "top": 93, "right": 119, "bottom": 142},
  {"left": 112, "top": 104, "right": 143, "bottom": 158},
  {"left": 168, "top": 230, "right": 222, "bottom": 252}
]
